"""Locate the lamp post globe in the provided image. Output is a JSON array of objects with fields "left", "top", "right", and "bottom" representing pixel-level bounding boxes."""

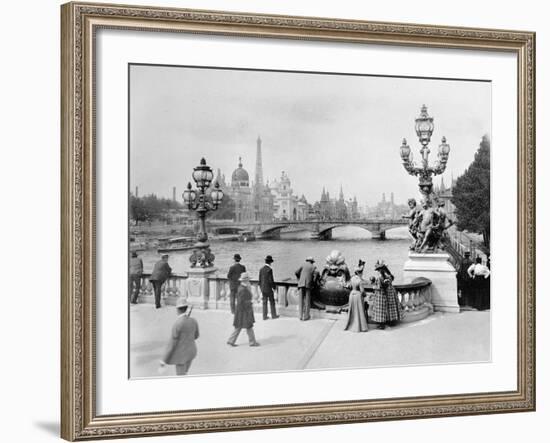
[
  {"left": 400, "top": 138, "right": 411, "bottom": 161},
  {"left": 192, "top": 157, "right": 214, "bottom": 189},
  {"left": 438, "top": 136, "right": 451, "bottom": 159},
  {"left": 210, "top": 182, "right": 224, "bottom": 208},
  {"left": 415, "top": 104, "right": 435, "bottom": 147}
]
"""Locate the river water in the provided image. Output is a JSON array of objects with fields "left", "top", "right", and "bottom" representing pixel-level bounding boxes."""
[{"left": 137, "top": 226, "right": 412, "bottom": 282}]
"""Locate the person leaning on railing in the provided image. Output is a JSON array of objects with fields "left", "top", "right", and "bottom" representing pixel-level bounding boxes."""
[
  {"left": 149, "top": 254, "right": 172, "bottom": 309},
  {"left": 129, "top": 251, "right": 143, "bottom": 304}
]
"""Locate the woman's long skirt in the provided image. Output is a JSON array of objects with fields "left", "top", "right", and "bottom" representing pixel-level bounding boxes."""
[
  {"left": 344, "top": 290, "right": 368, "bottom": 332},
  {"left": 371, "top": 285, "right": 402, "bottom": 323},
  {"left": 472, "top": 275, "right": 491, "bottom": 311}
]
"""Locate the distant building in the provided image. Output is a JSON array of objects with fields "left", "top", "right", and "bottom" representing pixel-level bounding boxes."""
[
  {"left": 270, "top": 171, "right": 308, "bottom": 220},
  {"left": 367, "top": 192, "right": 408, "bottom": 219},
  {"left": 216, "top": 137, "right": 274, "bottom": 223},
  {"left": 316, "top": 185, "right": 357, "bottom": 220},
  {"left": 434, "top": 175, "right": 456, "bottom": 220}
]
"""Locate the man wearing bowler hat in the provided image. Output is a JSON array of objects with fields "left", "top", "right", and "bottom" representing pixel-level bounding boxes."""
[
  {"left": 159, "top": 300, "right": 199, "bottom": 376},
  {"left": 149, "top": 254, "right": 172, "bottom": 309},
  {"left": 295, "top": 256, "right": 317, "bottom": 321},
  {"left": 227, "top": 253, "right": 246, "bottom": 314},
  {"left": 227, "top": 273, "right": 260, "bottom": 347},
  {"left": 259, "top": 255, "right": 279, "bottom": 320}
]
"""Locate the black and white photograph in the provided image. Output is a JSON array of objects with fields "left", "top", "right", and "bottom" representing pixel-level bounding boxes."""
[{"left": 128, "top": 64, "right": 491, "bottom": 378}]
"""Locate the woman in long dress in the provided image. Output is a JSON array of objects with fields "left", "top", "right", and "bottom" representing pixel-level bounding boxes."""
[
  {"left": 344, "top": 276, "right": 368, "bottom": 332},
  {"left": 370, "top": 261, "right": 401, "bottom": 330},
  {"left": 467, "top": 257, "right": 491, "bottom": 310}
]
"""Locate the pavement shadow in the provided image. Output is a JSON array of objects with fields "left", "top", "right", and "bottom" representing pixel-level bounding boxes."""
[{"left": 34, "top": 421, "right": 59, "bottom": 436}]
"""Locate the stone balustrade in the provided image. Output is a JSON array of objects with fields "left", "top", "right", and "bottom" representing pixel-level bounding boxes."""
[{"left": 133, "top": 272, "right": 433, "bottom": 322}]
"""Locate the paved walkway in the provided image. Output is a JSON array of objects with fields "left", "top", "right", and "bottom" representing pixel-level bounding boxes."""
[{"left": 130, "top": 304, "right": 490, "bottom": 378}]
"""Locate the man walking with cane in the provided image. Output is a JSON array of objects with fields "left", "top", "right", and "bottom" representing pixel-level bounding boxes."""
[
  {"left": 159, "top": 301, "right": 199, "bottom": 376},
  {"left": 259, "top": 255, "right": 279, "bottom": 320},
  {"left": 226, "top": 273, "right": 260, "bottom": 347}
]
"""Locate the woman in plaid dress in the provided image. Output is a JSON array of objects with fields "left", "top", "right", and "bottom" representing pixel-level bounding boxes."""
[{"left": 371, "top": 261, "right": 401, "bottom": 330}]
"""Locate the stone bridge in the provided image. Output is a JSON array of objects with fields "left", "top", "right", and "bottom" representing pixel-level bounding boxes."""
[{"left": 210, "top": 219, "right": 408, "bottom": 240}]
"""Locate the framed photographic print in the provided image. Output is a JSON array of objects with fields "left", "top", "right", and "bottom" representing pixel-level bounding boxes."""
[{"left": 61, "top": 1, "right": 536, "bottom": 440}]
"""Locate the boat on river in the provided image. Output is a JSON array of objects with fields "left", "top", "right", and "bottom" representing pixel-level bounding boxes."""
[
  {"left": 238, "top": 231, "right": 256, "bottom": 242},
  {"left": 157, "top": 236, "right": 196, "bottom": 253}
]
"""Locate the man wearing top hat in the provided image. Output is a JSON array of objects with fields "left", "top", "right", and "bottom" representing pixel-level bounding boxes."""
[
  {"left": 159, "top": 300, "right": 199, "bottom": 376},
  {"left": 295, "top": 256, "right": 317, "bottom": 321},
  {"left": 149, "top": 254, "right": 172, "bottom": 309},
  {"left": 227, "top": 253, "right": 246, "bottom": 314},
  {"left": 259, "top": 255, "right": 279, "bottom": 320},
  {"left": 227, "top": 273, "right": 260, "bottom": 347}
]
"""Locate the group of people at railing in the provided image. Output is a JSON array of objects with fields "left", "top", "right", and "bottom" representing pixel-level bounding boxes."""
[
  {"left": 129, "top": 249, "right": 414, "bottom": 337},
  {"left": 226, "top": 251, "right": 406, "bottom": 334},
  {"left": 129, "top": 251, "right": 172, "bottom": 308}
]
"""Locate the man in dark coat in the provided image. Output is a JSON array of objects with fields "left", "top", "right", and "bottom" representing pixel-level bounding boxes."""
[
  {"left": 129, "top": 251, "right": 143, "bottom": 304},
  {"left": 259, "top": 255, "right": 279, "bottom": 320},
  {"left": 227, "top": 253, "right": 246, "bottom": 314},
  {"left": 457, "top": 251, "right": 474, "bottom": 307},
  {"left": 226, "top": 273, "right": 260, "bottom": 347},
  {"left": 295, "top": 256, "right": 317, "bottom": 321},
  {"left": 149, "top": 254, "right": 172, "bottom": 309},
  {"left": 159, "top": 301, "right": 199, "bottom": 375}
]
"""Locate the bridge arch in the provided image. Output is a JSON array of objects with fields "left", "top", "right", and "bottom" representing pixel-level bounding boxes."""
[{"left": 315, "top": 223, "right": 403, "bottom": 240}]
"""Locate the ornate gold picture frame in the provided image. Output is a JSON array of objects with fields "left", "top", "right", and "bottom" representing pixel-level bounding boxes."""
[{"left": 61, "top": 2, "right": 535, "bottom": 440}]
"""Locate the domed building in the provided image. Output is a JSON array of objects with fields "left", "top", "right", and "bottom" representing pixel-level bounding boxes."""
[
  {"left": 229, "top": 157, "right": 254, "bottom": 222},
  {"left": 231, "top": 158, "right": 250, "bottom": 187},
  {"left": 216, "top": 137, "right": 275, "bottom": 223}
]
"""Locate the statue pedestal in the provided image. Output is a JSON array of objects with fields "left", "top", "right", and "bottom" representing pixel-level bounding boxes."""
[
  {"left": 403, "top": 252, "right": 459, "bottom": 313},
  {"left": 184, "top": 267, "right": 217, "bottom": 310}
]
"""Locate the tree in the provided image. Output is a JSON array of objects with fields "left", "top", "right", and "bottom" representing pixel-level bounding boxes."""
[
  {"left": 130, "top": 194, "right": 183, "bottom": 225},
  {"left": 451, "top": 135, "right": 491, "bottom": 247},
  {"left": 130, "top": 195, "right": 151, "bottom": 226},
  {"left": 209, "top": 193, "right": 235, "bottom": 220}
]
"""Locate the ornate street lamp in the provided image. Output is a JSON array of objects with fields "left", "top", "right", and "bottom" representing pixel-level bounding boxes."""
[
  {"left": 182, "top": 158, "right": 224, "bottom": 265},
  {"left": 400, "top": 105, "right": 451, "bottom": 201}
]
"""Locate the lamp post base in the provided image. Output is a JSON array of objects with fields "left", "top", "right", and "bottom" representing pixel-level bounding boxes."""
[{"left": 184, "top": 267, "right": 218, "bottom": 310}]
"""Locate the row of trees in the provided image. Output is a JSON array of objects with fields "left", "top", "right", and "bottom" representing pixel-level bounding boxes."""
[
  {"left": 451, "top": 135, "right": 491, "bottom": 247},
  {"left": 130, "top": 192, "right": 237, "bottom": 225},
  {"left": 130, "top": 194, "right": 182, "bottom": 225}
]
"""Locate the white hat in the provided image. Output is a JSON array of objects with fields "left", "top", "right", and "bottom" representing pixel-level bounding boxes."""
[
  {"left": 239, "top": 272, "right": 251, "bottom": 281},
  {"left": 175, "top": 299, "right": 189, "bottom": 309}
]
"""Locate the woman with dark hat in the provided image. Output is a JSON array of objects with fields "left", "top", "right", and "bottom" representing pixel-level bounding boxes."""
[
  {"left": 370, "top": 260, "right": 401, "bottom": 330},
  {"left": 227, "top": 273, "right": 260, "bottom": 347}
]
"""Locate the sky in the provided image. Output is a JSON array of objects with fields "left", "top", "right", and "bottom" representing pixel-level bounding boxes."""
[{"left": 129, "top": 64, "right": 490, "bottom": 207}]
